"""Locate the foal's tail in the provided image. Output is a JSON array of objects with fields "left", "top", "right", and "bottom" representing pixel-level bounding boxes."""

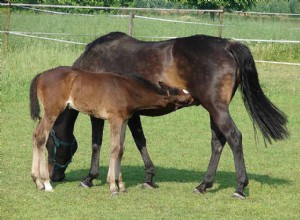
[
  {"left": 30, "top": 74, "right": 41, "bottom": 121},
  {"left": 226, "top": 42, "right": 289, "bottom": 143}
]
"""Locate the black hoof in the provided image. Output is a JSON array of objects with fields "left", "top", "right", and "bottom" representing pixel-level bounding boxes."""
[
  {"left": 79, "top": 181, "right": 94, "bottom": 188},
  {"left": 232, "top": 191, "right": 246, "bottom": 199},
  {"left": 193, "top": 187, "right": 206, "bottom": 194},
  {"left": 142, "top": 182, "right": 158, "bottom": 189}
]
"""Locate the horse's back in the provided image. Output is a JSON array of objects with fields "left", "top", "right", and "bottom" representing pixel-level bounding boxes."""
[{"left": 73, "top": 33, "right": 239, "bottom": 107}]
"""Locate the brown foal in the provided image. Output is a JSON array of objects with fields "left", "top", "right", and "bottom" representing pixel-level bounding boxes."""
[{"left": 29, "top": 66, "right": 193, "bottom": 194}]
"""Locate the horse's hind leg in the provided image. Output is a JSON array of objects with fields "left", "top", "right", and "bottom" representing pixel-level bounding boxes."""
[
  {"left": 32, "top": 116, "right": 56, "bottom": 191},
  {"left": 128, "top": 113, "right": 156, "bottom": 188},
  {"left": 210, "top": 107, "right": 248, "bottom": 198},
  {"left": 80, "top": 117, "right": 105, "bottom": 188},
  {"left": 194, "top": 117, "right": 226, "bottom": 193}
]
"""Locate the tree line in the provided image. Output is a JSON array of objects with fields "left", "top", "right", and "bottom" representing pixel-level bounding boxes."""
[{"left": 8, "top": 0, "right": 300, "bottom": 13}]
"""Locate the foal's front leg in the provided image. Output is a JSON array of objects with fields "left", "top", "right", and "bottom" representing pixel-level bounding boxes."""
[
  {"left": 117, "top": 119, "right": 128, "bottom": 193},
  {"left": 107, "top": 118, "right": 128, "bottom": 195}
]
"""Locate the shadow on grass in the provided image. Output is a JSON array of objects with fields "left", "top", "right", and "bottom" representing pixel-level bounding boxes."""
[{"left": 55, "top": 165, "right": 289, "bottom": 193}]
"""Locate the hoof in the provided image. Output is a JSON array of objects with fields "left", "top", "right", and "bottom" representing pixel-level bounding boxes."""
[
  {"left": 118, "top": 182, "right": 127, "bottom": 193},
  {"left": 119, "top": 187, "right": 127, "bottom": 193},
  {"left": 45, "top": 188, "right": 54, "bottom": 192},
  {"left": 233, "top": 191, "right": 246, "bottom": 199},
  {"left": 142, "top": 182, "right": 158, "bottom": 189},
  {"left": 44, "top": 182, "right": 53, "bottom": 192},
  {"left": 119, "top": 188, "right": 127, "bottom": 193},
  {"left": 193, "top": 188, "right": 206, "bottom": 194},
  {"left": 35, "top": 179, "right": 44, "bottom": 190},
  {"left": 111, "top": 191, "right": 119, "bottom": 197},
  {"left": 79, "top": 181, "right": 94, "bottom": 188}
]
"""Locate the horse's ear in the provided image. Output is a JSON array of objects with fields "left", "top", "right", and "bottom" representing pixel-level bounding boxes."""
[{"left": 158, "top": 81, "right": 170, "bottom": 96}]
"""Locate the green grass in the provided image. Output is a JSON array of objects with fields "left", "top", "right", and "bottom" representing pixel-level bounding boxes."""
[{"left": 1, "top": 11, "right": 300, "bottom": 219}]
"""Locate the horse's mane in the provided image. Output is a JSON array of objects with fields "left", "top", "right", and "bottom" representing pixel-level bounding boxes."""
[{"left": 85, "top": 32, "right": 128, "bottom": 51}]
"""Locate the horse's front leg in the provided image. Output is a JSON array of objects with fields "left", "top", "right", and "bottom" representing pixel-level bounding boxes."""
[
  {"left": 128, "top": 113, "right": 156, "bottom": 188},
  {"left": 107, "top": 118, "right": 128, "bottom": 195},
  {"left": 80, "top": 117, "right": 104, "bottom": 188},
  {"left": 47, "top": 108, "right": 79, "bottom": 182}
]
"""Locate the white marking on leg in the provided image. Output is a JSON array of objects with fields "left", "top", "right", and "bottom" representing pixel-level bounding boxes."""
[{"left": 44, "top": 181, "right": 53, "bottom": 192}]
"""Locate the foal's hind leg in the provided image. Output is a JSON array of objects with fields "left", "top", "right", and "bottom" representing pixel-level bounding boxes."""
[
  {"left": 32, "top": 116, "right": 56, "bottom": 191},
  {"left": 31, "top": 121, "right": 44, "bottom": 190},
  {"left": 210, "top": 107, "right": 248, "bottom": 198},
  {"left": 194, "top": 117, "right": 226, "bottom": 193},
  {"left": 128, "top": 113, "right": 156, "bottom": 188}
]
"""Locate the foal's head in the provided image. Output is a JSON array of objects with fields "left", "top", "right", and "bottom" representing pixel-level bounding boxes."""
[{"left": 159, "top": 82, "right": 194, "bottom": 108}]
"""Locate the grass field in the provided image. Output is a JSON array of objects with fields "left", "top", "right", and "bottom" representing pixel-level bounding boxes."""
[{"left": 1, "top": 10, "right": 300, "bottom": 219}]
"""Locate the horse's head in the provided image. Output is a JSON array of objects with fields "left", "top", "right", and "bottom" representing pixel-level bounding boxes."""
[
  {"left": 46, "top": 130, "right": 78, "bottom": 182},
  {"left": 159, "top": 82, "right": 194, "bottom": 108}
]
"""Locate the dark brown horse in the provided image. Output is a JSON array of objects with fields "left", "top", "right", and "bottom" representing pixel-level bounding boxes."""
[
  {"left": 47, "top": 32, "right": 288, "bottom": 198},
  {"left": 29, "top": 66, "right": 193, "bottom": 193}
]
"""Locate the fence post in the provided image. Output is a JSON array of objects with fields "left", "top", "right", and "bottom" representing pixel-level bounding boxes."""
[
  {"left": 5, "top": 0, "right": 11, "bottom": 50},
  {"left": 129, "top": 12, "right": 134, "bottom": 36},
  {"left": 218, "top": 9, "right": 224, "bottom": 38}
]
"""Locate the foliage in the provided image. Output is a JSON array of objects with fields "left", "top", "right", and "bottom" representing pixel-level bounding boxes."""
[
  {"left": 180, "top": 0, "right": 258, "bottom": 10},
  {"left": 9, "top": 0, "right": 258, "bottom": 10},
  {"left": 8, "top": 0, "right": 299, "bottom": 13},
  {"left": 252, "top": 0, "right": 300, "bottom": 14}
]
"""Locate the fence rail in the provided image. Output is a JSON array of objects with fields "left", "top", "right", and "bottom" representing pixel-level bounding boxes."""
[
  {"left": 233, "top": 10, "right": 300, "bottom": 16},
  {"left": 1, "top": 30, "right": 299, "bottom": 66},
  {"left": 0, "top": 3, "right": 223, "bottom": 13},
  {"left": 1, "top": 3, "right": 299, "bottom": 66}
]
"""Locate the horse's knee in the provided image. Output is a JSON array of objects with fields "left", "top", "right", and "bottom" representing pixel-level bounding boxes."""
[{"left": 92, "top": 143, "right": 101, "bottom": 152}]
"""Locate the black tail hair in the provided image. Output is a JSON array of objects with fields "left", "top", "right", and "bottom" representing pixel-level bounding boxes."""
[
  {"left": 30, "top": 74, "right": 41, "bottom": 121},
  {"left": 227, "top": 41, "right": 289, "bottom": 143}
]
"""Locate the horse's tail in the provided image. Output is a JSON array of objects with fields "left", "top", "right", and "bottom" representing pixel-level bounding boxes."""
[
  {"left": 226, "top": 41, "right": 289, "bottom": 143},
  {"left": 30, "top": 74, "right": 41, "bottom": 121}
]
